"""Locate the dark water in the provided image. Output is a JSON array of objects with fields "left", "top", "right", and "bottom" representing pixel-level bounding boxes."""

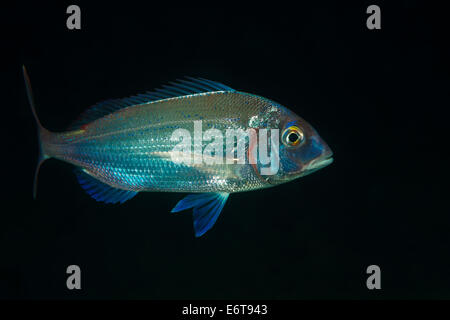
[{"left": 1, "top": 1, "right": 449, "bottom": 299}]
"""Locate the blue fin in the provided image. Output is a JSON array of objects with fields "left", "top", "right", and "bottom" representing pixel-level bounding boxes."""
[
  {"left": 69, "top": 77, "right": 235, "bottom": 130},
  {"left": 74, "top": 169, "right": 138, "bottom": 204},
  {"left": 171, "top": 193, "right": 230, "bottom": 237}
]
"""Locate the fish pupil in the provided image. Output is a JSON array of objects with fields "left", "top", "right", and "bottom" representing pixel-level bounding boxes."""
[{"left": 288, "top": 132, "right": 299, "bottom": 143}]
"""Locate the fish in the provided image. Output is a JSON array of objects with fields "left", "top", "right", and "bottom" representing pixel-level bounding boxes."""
[{"left": 24, "top": 66, "right": 333, "bottom": 237}]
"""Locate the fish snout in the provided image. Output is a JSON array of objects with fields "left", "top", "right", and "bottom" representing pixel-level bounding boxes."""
[{"left": 307, "top": 140, "right": 333, "bottom": 171}]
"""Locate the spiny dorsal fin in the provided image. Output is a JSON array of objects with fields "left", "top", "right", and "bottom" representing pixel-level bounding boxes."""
[{"left": 68, "top": 77, "right": 235, "bottom": 130}]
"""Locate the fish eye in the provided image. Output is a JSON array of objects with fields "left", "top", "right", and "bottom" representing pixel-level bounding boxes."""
[{"left": 282, "top": 126, "right": 304, "bottom": 147}]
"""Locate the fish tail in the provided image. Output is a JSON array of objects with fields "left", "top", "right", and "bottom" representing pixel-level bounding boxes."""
[{"left": 23, "top": 65, "right": 52, "bottom": 199}]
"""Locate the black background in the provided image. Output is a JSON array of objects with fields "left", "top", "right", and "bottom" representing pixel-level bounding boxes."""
[{"left": 1, "top": 1, "right": 449, "bottom": 299}]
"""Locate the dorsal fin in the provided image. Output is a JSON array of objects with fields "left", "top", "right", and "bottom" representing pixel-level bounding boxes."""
[{"left": 68, "top": 77, "right": 235, "bottom": 130}]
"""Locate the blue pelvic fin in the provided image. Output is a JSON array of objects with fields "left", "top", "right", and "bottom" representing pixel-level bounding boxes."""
[
  {"left": 74, "top": 169, "right": 138, "bottom": 204},
  {"left": 68, "top": 77, "right": 235, "bottom": 130},
  {"left": 171, "top": 193, "right": 230, "bottom": 237}
]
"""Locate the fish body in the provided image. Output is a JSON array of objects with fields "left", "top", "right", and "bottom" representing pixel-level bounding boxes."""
[
  {"left": 44, "top": 91, "right": 273, "bottom": 194},
  {"left": 25, "top": 67, "right": 333, "bottom": 236}
]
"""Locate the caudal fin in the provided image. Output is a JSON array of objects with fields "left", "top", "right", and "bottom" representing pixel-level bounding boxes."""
[{"left": 23, "top": 66, "right": 51, "bottom": 199}]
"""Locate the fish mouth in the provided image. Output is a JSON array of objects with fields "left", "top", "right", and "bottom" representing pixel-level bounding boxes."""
[
  {"left": 296, "top": 155, "right": 333, "bottom": 178},
  {"left": 307, "top": 155, "right": 334, "bottom": 171}
]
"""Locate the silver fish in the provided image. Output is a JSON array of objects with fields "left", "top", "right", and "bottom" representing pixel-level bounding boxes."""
[{"left": 24, "top": 67, "right": 333, "bottom": 236}]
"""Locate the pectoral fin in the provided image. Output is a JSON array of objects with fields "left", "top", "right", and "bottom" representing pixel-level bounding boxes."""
[{"left": 171, "top": 193, "right": 230, "bottom": 237}]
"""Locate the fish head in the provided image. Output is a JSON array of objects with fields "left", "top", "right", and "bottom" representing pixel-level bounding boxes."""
[{"left": 261, "top": 104, "right": 333, "bottom": 185}]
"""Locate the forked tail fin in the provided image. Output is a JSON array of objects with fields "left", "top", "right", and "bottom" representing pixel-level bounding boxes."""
[{"left": 23, "top": 66, "right": 51, "bottom": 199}]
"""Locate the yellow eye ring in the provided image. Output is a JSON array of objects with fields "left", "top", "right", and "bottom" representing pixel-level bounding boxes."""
[{"left": 282, "top": 126, "right": 304, "bottom": 147}]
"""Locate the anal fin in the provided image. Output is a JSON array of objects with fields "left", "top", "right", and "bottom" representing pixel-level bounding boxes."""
[
  {"left": 75, "top": 169, "right": 138, "bottom": 204},
  {"left": 171, "top": 193, "right": 230, "bottom": 237}
]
